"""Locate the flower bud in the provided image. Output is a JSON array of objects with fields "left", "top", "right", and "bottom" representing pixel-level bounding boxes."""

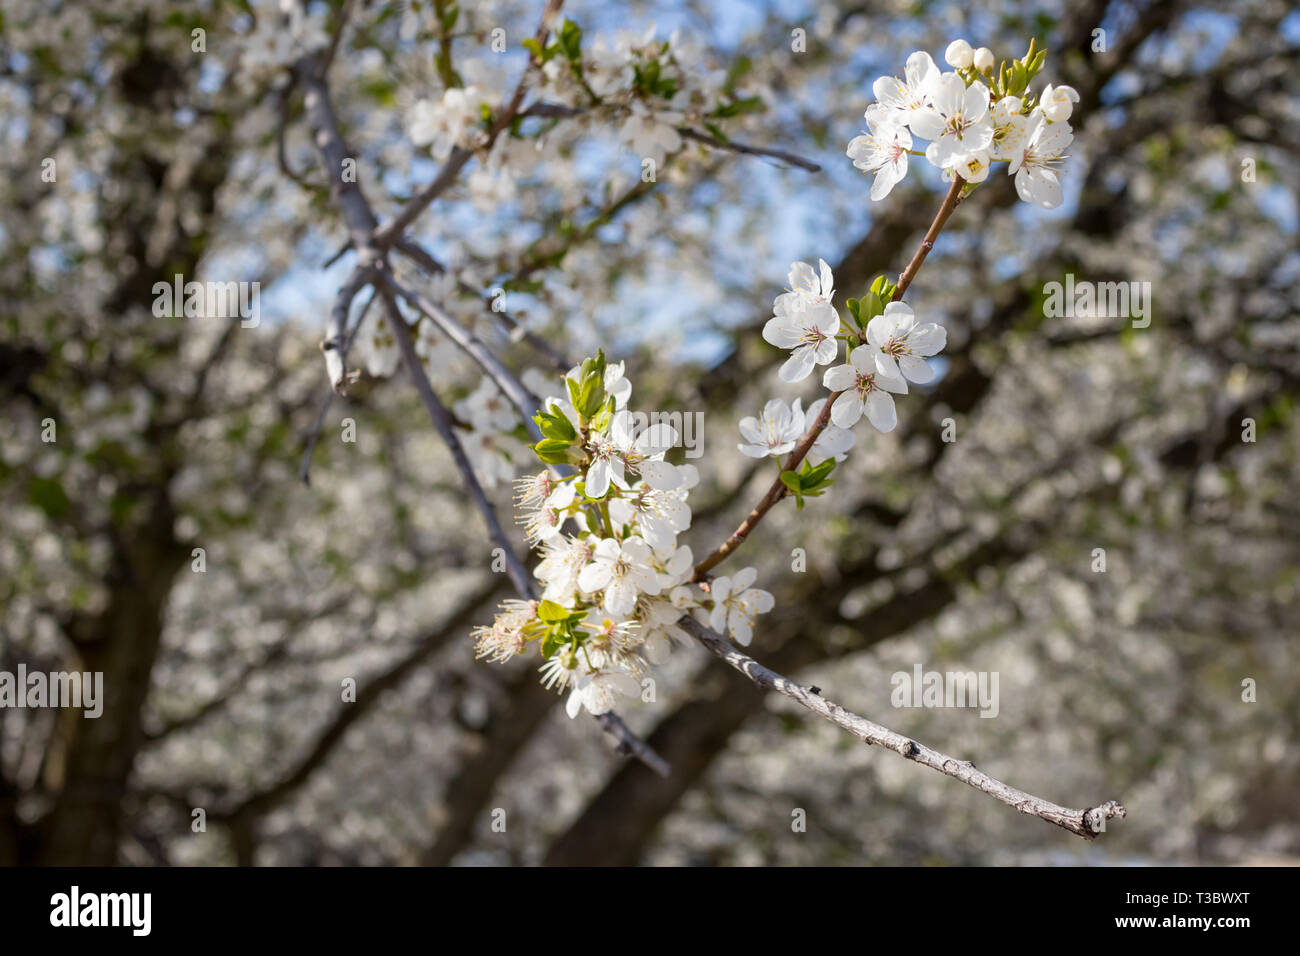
[
  {"left": 1039, "top": 82, "right": 1079, "bottom": 122},
  {"left": 973, "top": 47, "right": 994, "bottom": 72},
  {"left": 945, "top": 39, "right": 974, "bottom": 69}
]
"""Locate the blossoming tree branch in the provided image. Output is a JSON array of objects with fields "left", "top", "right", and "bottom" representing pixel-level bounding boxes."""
[{"left": 290, "top": 2, "right": 1123, "bottom": 838}]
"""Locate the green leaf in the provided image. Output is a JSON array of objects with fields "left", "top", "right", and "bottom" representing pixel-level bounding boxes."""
[
  {"left": 534, "top": 438, "right": 575, "bottom": 464},
  {"left": 537, "top": 600, "right": 570, "bottom": 623},
  {"left": 712, "top": 96, "right": 763, "bottom": 119},
  {"left": 559, "top": 18, "right": 583, "bottom": 61},
  {"left": 577, "top": 372, "right": 606, "bottom": 418},
  {"left": 800, "top": 458, "right": 836, "bottom": 486},
  {"left": 588, "top": 395, "right": 615, "bottom": 434},
  {"left": 779, "top": 470, "right": 802, "bottom": 495},
  {"left": 868, "top": 275, "right": 896, "bottom": 301},
  {"left": 29, "top": 476, "right": 70, "bottom": 519},
  {"left": 859, "top": 291, "right": 887, "bottom": 328},
  {"left": 540, "top": 631, "right": 565, "bottom": 658},
  {"left": 536, "top": 410, "right": 576, "bottom": 441},
  {"left": 578, "top": 349, "right": 606, "bottom": 382}
]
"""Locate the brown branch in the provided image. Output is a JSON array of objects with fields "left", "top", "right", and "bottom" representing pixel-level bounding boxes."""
[
  {"left": 321, "top": 0, "right": 358, "bottom": 76},
  {"left": 677, "top": 616, "right": 1125, "bottom": 839},
  {"left": 593, "top": 711, "right": 670, "bottom": 777},
  {"left": 893, "top": 176, "right": 965, "bottom": 299},
  {"left": 275, "top": 82, "right": 321, "bottom": 192}
]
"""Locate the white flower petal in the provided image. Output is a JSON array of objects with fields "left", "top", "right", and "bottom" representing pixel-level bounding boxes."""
[{"left": 864, "top": 390, "right": 897, "bottom": 432}]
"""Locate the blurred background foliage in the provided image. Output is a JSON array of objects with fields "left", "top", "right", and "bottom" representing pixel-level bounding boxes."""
[{"left": 1, "top": 0, "right": 1297, "bottom": 865}]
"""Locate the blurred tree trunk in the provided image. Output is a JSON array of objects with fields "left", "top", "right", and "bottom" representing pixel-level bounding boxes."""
[{"left": 40, "top": 492, "right": 188, "bottom": 864}]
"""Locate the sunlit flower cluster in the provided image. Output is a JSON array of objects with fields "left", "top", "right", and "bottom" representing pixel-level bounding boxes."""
[
  {"left": 847, "top": 39, "right": 1077, "bottom": 208},
  {"left": 759, "top": 259, "right": 948, "bottom": 440},
  {"left": 473, "top": 353, "right": 773, "bottom": 716}
]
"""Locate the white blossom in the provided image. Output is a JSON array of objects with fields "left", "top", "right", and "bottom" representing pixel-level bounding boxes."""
[
  {"left": 407, "top": 87, "right": 482, "bottom": 160},
  {"left": 764, "top": 261, "right": 841, "bottom": 383},
  {"left": 577, "top": 535, "right": 662, "bottom": 617},
  {"left": 522, "top": 481, "right": 576, "bottom": 545},
  {"left": 535, "top": 535, "right": 592, "bottom": 605},
  {"left": 944, "top": 39, "right": 974, "bottom": 70},
  {"left": 635, "top": 598, "right": 687, "bottom": 664},
  {"left": 822, "top": 348, "right": 909, "bottom": 432},
  {"left": 609, "top": 484, "right": 691, "bottom": 549},
  {"left": 455, "top": 376, "right": 517, "bottom": 432},
  {"left": 621, "top": 100, "right": 683, "bottom": 166},
  {"left": 909, "top": 73, "right": 994, "bottom": 169},
  {"left": 1010, "top": 111, "right": 1073, "bottom": 208},
  {"left": 708, "top": 567, "right": 774, "bottom": 646},
  {"left": 646, "top": 543, "right": 694, "bottom": 589},
  {"left": 738, "top": 397, "right": 805, "bottom": 458},
  {"left": 869, "top": 51, "right": 938, "bottom": 128},
  {"left": 1039, "top": 83, "right": 1080, "bottom": 123},
  {"left": 804, "top": 397, "right": 856, "bottom": 465},
  {"left": 988, "top": 96, "right": 1029, "bottom": 161},
  {"left": 565, "top": 667, "right": 642, "bottom": 717},
  {"left": 471, "top": 599, "right": 537, "bottom": 663},
  {"left": 847, "top": 113, "right": 913, "bottom": 201},
  {"left": 585, "top": 410, "right": 680, "bottom": 498},
  {"left": 861, "top": 301, "right": 948, "bottom": 384}
]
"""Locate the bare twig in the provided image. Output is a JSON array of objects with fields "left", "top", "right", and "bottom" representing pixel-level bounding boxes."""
[
  {"left": 275, "top": 82, "right": 320, "bottom": 192},
  {"left": 594, "top": 711, "right": 670, "bottom": 777},
  {"left": 300, "top": 288, "right": 377, "bottom": 485},
  {"left": 677, "top": 616, "right": 1125, "bottom": 839},
  {"left": 676, "top": 126, "right": 821, "bottom": 172},
  {"left": 523, "top": 103, "right": 822, "bottom": 172},
  {"left": 296, "top": 56, "right": 380, "bottom": 249},
  {"left": 383, "top": 289, "right": 535, "bottom": 597},
  {"left": 381, "top": 269, "right": 543, "bottom": 439},
  {"left": 322, "top": 264, "right": 375, "bottom": 392},
  {"left": 321, "top": 0, "right": 358, "bottom": 75},
  {"left": 893, "top": 176, "right": 966, "bottom": 300},
  {"left": 392, "top": 236, "right": 571, "bottom": 371}
]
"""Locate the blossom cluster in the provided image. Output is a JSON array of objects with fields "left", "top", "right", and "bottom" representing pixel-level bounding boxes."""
[
  {"left": 405, "top": 19, "right": 751, "bottom": 186},
  {"left": 846, "top": 38, "right": 1077, "bottom": 208},
  {"left": 472, "top": 353, "right": 774, "bottom": 716},
  {"left": 538, "top": 23, "right": 736, "bottom": 168},
  {"left": 757, "top": 259, "right": 947, "bottom": 446}
]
